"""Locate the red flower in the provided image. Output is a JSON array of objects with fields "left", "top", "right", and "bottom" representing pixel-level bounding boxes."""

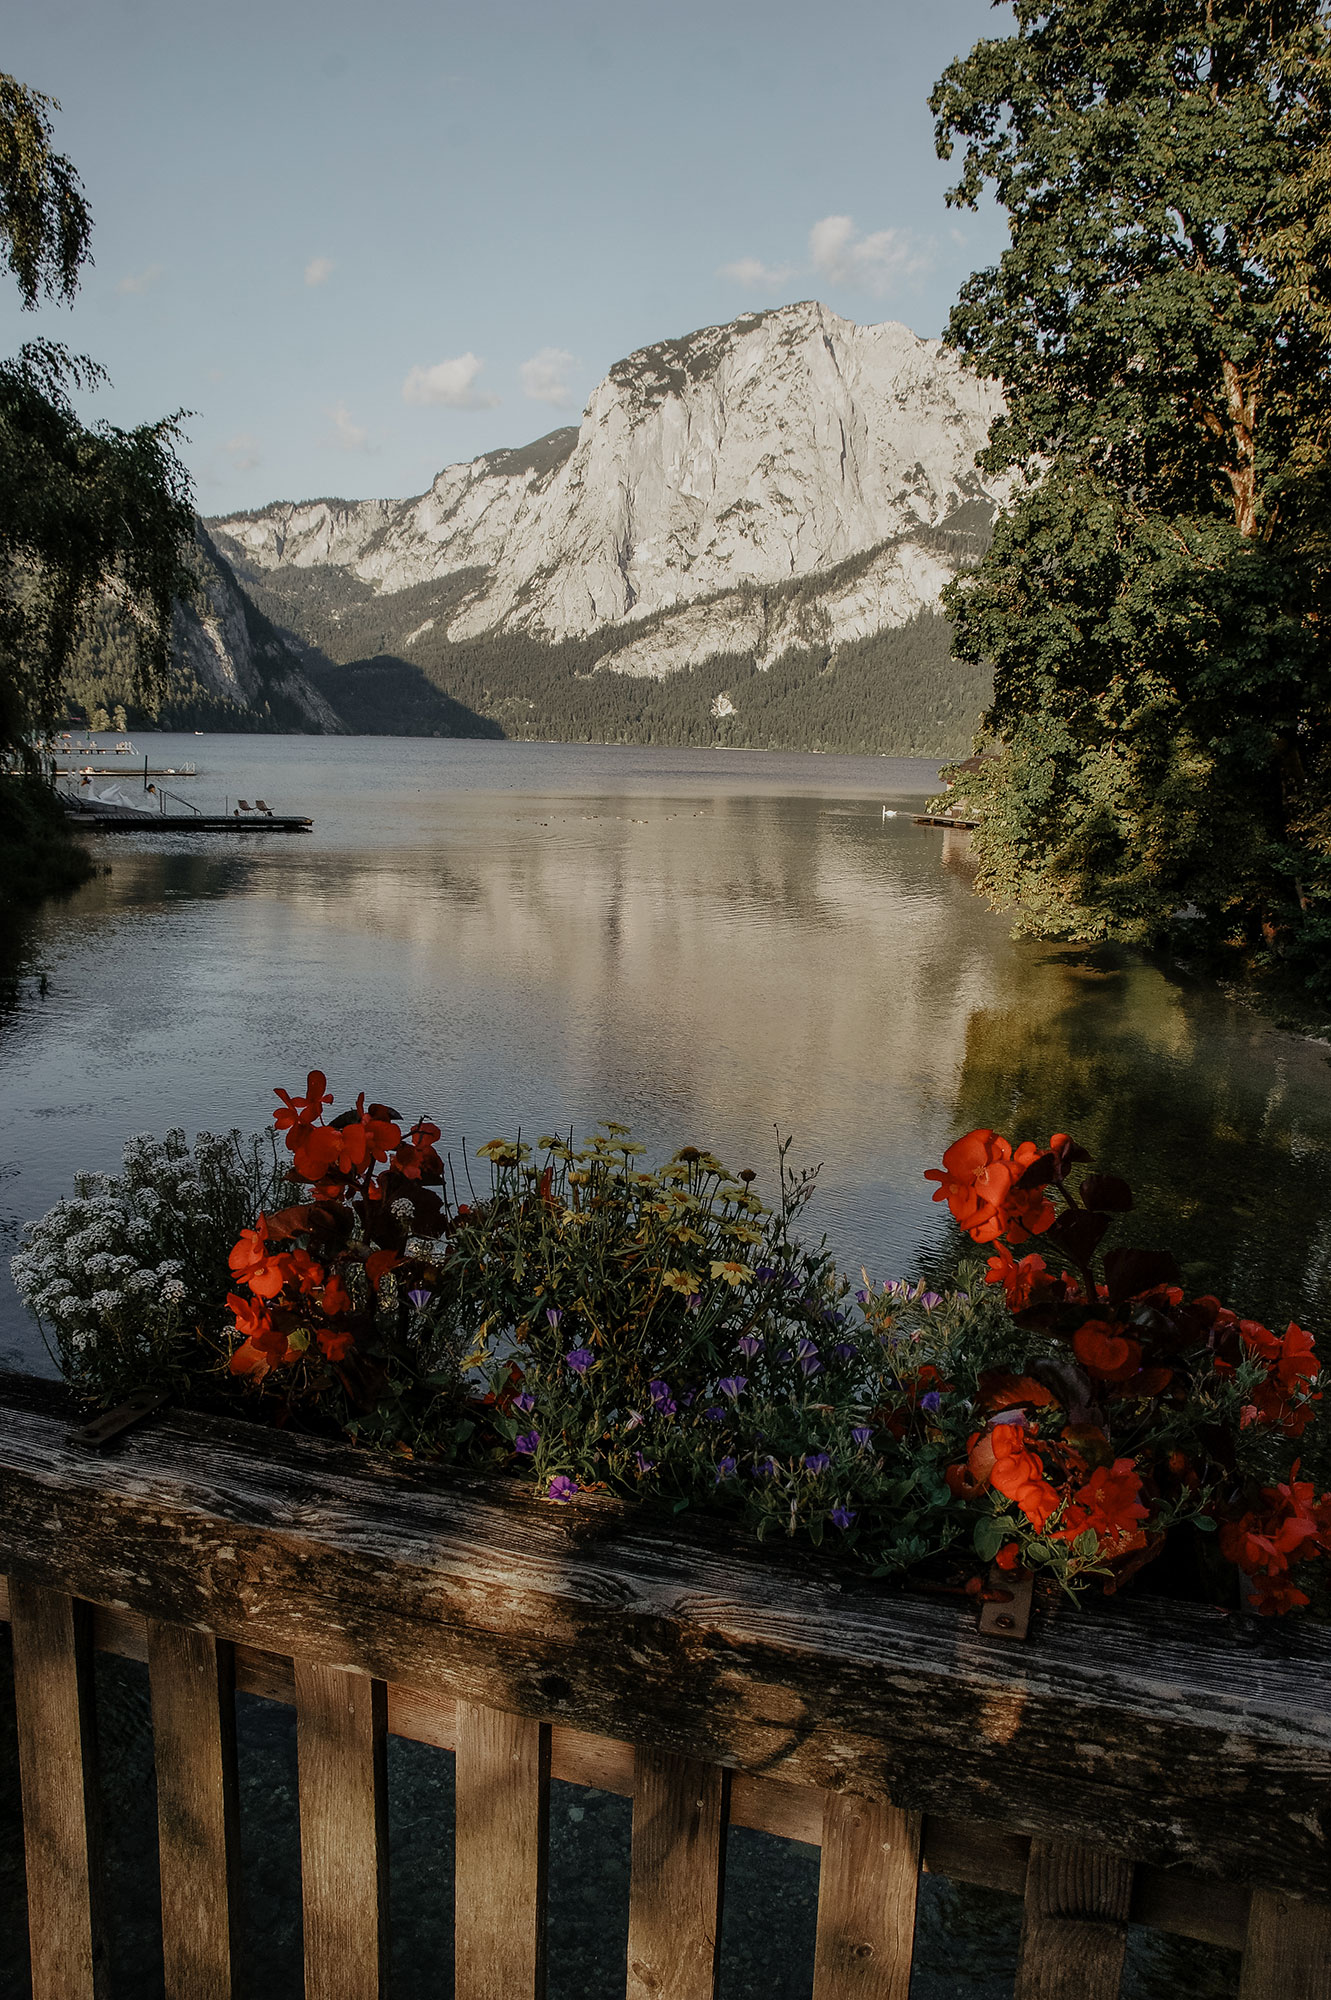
[
  {"left": 228, "top": 1218, "right": 271, "bottom": 1284},
  {"left": 925, "top": 1129, "right": 1056, "bottom": 1246},
  {"left": 321, "top": 1273, "right": 354, "bottom": 1318},
  {"left": 1061, "top": 1458, "right": 1149, "bottom": 1557},
  {"left": 985, "top": 1245, "right": 1058, "bottom": 1309},
  {"left": 364, "top": 1248, "right": 399, "bottom": 1290},
  {"left": 1071, "top": 1321, "right": 1142, "bottom": 1383},
  {"left": 316, "top": 1327, "right": 355, "bottom": 1362},
  {"left": 274, "top": 1070, "right": 333, "bottom": 1133},
  {"left": 976, "top": 1421, "right": 1061, "bottom": 1530}
]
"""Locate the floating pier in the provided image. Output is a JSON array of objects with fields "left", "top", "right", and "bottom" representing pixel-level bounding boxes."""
[
  {"left": 912, "top": 812, "right": 979, "bottom": 831},
  {"left": 64, "top": 798, "right": 310, "bottom": 833}
]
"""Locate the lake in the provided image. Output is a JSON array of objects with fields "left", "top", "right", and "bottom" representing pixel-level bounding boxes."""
[
  {"left": 3, "top": 731, "right": 1330, "bottom": 1368},
  {"left": 3, "top": 729, "right": 1320, "bottom": 2000}
]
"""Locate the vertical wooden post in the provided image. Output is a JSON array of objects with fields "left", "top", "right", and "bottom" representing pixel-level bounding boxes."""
[
  {"left": 8, "top": 1579, "right": 108, "bottom": 2000},
  {"left": 626, "top": 1746, "right": 729, "bottom": 2000},
  {"left": 454, "top": 1699, "right": 551, "bottom": 2000},
  {"left": 148, "top": 1621, "right": 242, "bottom": 2000},
  {"left": 1015, "top": 1837, "right": 1133, "bottom": 2000},
  {"left": 295, "top": 1661, "right": 389, "bottom": 2000},
  {"left": 812, "top": 1791, "right": 922, "bottom": 2000},
  {"left": 1239, "top": 1888, "right": 1331, "bottom": 2000}
]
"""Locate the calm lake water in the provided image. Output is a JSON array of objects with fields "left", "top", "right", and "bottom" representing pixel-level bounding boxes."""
[
  {"left": 3, "top": 731, "right": 1330, "bottom": 1366},
  {"left": 1, "top": 732, "right": 1299, "bottom": 1999}
]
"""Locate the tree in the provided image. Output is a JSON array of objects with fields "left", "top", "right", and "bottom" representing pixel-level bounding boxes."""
[
  {"left": 0, "top": 74, "right": 195, "bottom": 764},
  {"left": 931, "top": 1, "right": 1331, "bottom": 997}
]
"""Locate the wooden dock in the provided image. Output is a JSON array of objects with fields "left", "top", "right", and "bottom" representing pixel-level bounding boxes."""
[
  {"left": 913, "top": 812, "right": 979, "bottom": 830},
  {"left": 64, "top": 800, "right": 310, "bottom": 833}
]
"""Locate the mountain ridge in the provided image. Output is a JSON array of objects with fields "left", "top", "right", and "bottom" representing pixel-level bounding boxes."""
[{"left": 192, "top": 301, "right": 1004, "bottom": 752}]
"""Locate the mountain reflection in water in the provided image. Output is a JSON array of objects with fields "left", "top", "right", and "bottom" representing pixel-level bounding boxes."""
[{"left": 1, "top": 733, "right": 1328, "bottom": 1367}]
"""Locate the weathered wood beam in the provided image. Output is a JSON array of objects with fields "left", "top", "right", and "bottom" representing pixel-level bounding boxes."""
[
  {"left": 7, "top": 1580, "right": 108, "bottom": 2000},
  {"left": 455, "top": 1701, "right": 551, "bottom": 2000},
  {"left": 812, "top": 1794, "right": 921, "bottom": 2000},
  {"left": 0, "top": 1381, "right": 1325, "bottom": 1903},
  {"left": 147, "top": 1621, "right": 242, "bottom": 2000}
]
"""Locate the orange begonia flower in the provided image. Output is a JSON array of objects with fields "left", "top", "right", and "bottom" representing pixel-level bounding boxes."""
[
  {"left": 228, "top": 1218, "right": 271, "bottom": 1283},
  {"left": 364, "top": 1248, "right": 399, "bottom": 1290},
  {"left": 1072, "top": 1322, "right": 1142, "bottom": 1383},
  {"left": 925, "top": 1130, "right": 1056, "bottom": 1247},
  {"left": 274, "top": 1070, "right": 333, "bottom": 1133}
]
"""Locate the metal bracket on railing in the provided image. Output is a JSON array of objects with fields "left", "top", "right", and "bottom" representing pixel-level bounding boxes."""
[
  {"left": 977, "top": 1564, "right": 1034, "bottom": 1639},
  {"left": 69, "top": 1386, "right": 172, "bottom": 1453}
]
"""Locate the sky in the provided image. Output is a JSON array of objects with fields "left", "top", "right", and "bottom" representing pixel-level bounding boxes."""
[{"left": 5, "top": 0, "right": 1008, "bottom": 515}]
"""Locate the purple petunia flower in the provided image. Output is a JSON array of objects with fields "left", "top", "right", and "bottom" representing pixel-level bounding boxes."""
[
  {"left": 830, "top": 1505, "right": 857, "bottom": 1530},
  {"left": 687, "top": 1293, "right": 702, "bottom": 1313},
  {"left": 546, "top": 1306, "right": 562, "bottom": 1328},
  {"left": 754, "top": 1455, "right": 779, "bottom": 1478},
  {"left": 681, "top": 1388, "right": 697, "bottom": 1407},
  {"left": 920, "top": 1390, "right": 942, "bottom": 1413},
  {"left": 716, "top": 1456, "right": 737, "bottom": 1482},
  {"left": 855, "top": 1288, "right": 870, "bottom": 1305},
  {"left": 515, "top": 1430, "right": 540, "bottom": 1454},
  {"left": 921, "top": 1292, "right": 942, "bottom": 1311},
  {"left": 798, "top": 1346, "right": 823, "bottom": 1377},
  {"left": 513, "top": 1391, "right": 536, "bottom": 1413},
  {"left": 736, "top": 1333, "right": 763, "bottom": 1357},
  {"left": 634, "top": 1452, "right": 656, "bottom": 1475},
  {"left": 546, "top": 1474, "right": 578, "bottom": 1502},
  {"left": 955, "top": 1290, "right": 970, "bottom": 1304},
  {"left": 823, "top": 1309, "right": 846, "bottom": 1327},
  {"left": 832, "top": 1342, "right": 856, "bottom": 1362},
  {"left": 754, "top": 1266, "right": 776, "bottom": 1282},
  {"left": 565, "top": 1346, "right": 595, "bottom": 1376},
  {"left": 851, "top": 1426, "right": 873, "bottom": 1447},
  {"left": 803, "top": 1451, "right": 831, "bottom": 1474},
  {"left": 717, "top": 1375, "right": 747, "bottom": 1399},
  {"left": 705, "top": 1406, "right": 724, "bottom": 1422},
  {"left": 407, "top": 1287, "right": 432, "bottom": 1310},
  {"left": 649, "top": 1379, "right": 677, "bottom": 1417},
  {"left": 625, "top": 1410, "right": 644, "bottom": 1430}
]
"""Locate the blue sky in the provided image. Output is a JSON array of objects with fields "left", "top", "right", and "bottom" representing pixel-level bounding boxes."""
[{"left": 5, "top": 0, "right": 1007, "bottom": 513}]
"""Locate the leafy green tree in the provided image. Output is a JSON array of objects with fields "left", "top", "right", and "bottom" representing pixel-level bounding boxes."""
[
  {"left": 931, "top": 1, "right": 1331, "bottom": 996},
  {"left": 0, "top": 74, "right": 195, "bottom": 763}
]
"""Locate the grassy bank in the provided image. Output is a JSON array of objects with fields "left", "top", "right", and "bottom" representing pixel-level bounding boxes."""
[{"left": 0, "top": 775, "right": 95, "bottom": 906}]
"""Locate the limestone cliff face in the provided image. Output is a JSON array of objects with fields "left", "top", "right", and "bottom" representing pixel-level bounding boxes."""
[
  {"left": 211, "top": 302, "right": 1004, "bottom": 682},
  {"left": 174, "top": 533, "right": 346, "bottom": 730}
]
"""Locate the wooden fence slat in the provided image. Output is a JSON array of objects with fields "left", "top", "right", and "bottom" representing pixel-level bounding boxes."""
[
  {"left": 626, "top": 1746, "right": 729, "bottom": 2000},
  {"left": 454, "top": 1699, "right": 551, "bottom": 2000},
  {"left": 148, "top": 1621, "right": 241, "bottom": 2000},
  {"left": 295, "top": 1661, "right": 389, "bottom": 2000},
  {"left": 1015, "top": 1837, "right": 1133, "bottom": 2000},
  {"left": 1239, "top": 1888, "right": 1331, "bottom": 2000},
  {"left": 812, "top": 1792, "right": 922, "bottom": 2000},
  {"left": 8, "top": 1579, "right": 108, "bottom": 2000}
]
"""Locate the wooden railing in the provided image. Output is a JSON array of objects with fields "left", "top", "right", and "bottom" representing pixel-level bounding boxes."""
[{"left": 0, "top": 1374, "right": 1328, "bottom": 2000}]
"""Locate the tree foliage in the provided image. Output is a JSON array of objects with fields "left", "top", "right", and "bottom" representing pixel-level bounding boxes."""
[
  {"left": 931, "top": 0, "right": 1331, "bottom": 996},
  {"left": 0, "top": 73, "right": 195, "bottom": 762},
  {"left": 0, "top": 74, "right": 91, "bottom": 307}
]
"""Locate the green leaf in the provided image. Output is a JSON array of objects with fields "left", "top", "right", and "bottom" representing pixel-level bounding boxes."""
[
  {"left": 1191, "top": 1513, "right": 1217, "bottom": 1534},
  {"left": 973, "top": 1516, "right": 1007, "bottom": 1561}
]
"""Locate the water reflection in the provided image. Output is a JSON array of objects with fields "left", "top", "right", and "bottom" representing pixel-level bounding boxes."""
[{"left": 1, "top": 735, "right": 1328, "bottom": 1369}]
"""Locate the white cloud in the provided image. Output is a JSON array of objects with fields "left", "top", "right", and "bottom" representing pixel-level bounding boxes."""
[
  {"left": 328, "top": 400, "right": 374, "bottom": 451},
  {"left": 520, "top": 346, "right": 576, "bottom": 407},
  {"left": 719, "top": 256, "right": 795, "bottom": 288},
  {"left": 402, "top": 352, "right": 500, "bottom": 409},
  {"left": 808, "top": 215, "right": 929, "bottom": 295},
  {"left": 117, "top": 263, "right": 163, "bottom": 295},
  {"left": 305, "top": 255, "right": 335, "bottom": 287},
  {"left": 223, "top": 433, "right": 262, "bottom": 472}
]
